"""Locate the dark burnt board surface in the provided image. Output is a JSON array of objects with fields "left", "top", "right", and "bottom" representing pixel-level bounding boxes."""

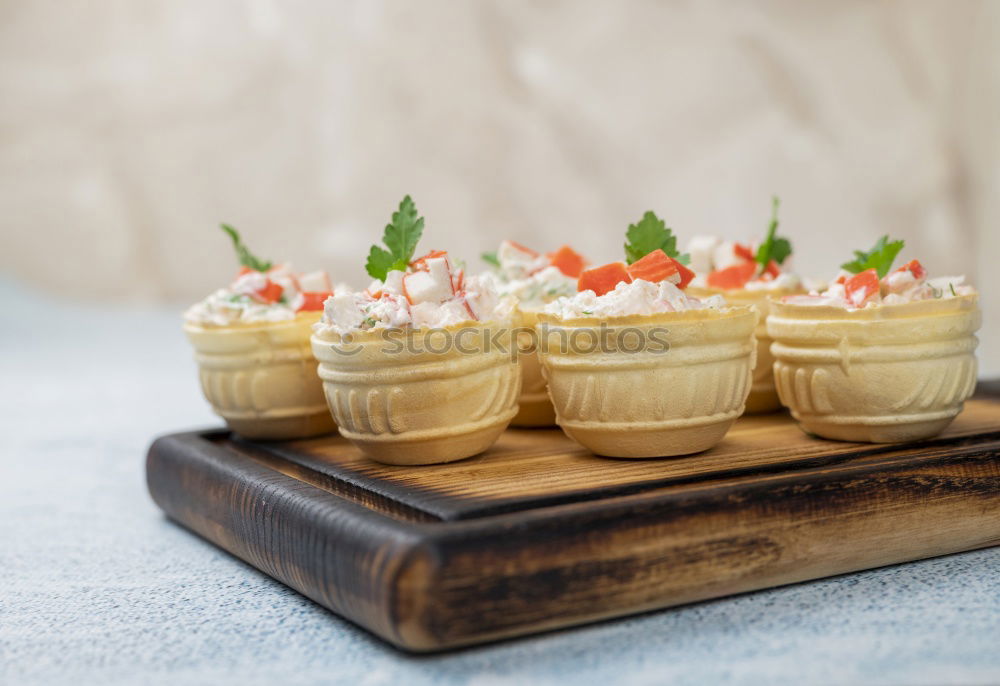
[{"left": 146, "top": 391, "right": 1000, "bottom": 652}]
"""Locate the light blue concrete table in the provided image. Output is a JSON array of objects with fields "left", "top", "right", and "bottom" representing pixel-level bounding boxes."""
[{"left": 2, "top": 279, "right": 998, "bottom": 686}]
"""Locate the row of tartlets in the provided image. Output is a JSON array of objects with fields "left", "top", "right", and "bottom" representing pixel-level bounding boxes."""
[{"left": 183, "top": 196, "right": 980, "bottom": 464}]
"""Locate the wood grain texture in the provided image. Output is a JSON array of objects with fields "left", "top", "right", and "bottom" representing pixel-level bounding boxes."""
[
  {"left": 231, "top": 399, "right": 1000, "bottom": 520},
  {"left": 147, "top": 394, "right": 1000, "bottom": 652}
]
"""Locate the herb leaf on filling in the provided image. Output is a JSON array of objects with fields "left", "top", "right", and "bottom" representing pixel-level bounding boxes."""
[
  {"left": 220, "top": 224, "right": 273, "bottom": 272},
  {"left": 755, "top": 196, "right": 792, "bottom": 270},
  {"left": 840, "top": 235, "right": 905, "bottom": 278},
  {"left": 366, "top": 195, "right": 426, "bottom": 280},
  {"left": 624, "top": 211, "right": 689, "bottom": 265}
]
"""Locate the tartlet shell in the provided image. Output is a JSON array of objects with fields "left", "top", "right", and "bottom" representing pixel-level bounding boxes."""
[
  {"left": 511, "top": 308, "right": 557, "bottom": 427},
  {"left": 183, "top": 312, "right": 336, "bottom": 440},
  {"left": 687, "top": 285, "right": 804, "bottom": 414},
  {"left": 311, "top": 320, "right": 520, "bottom": 465},
  {"left": 766, "top": 294, "right": 981, "bottom": 442},
  {"left": 536, "top": 306, "right": 758, "bottom": 458}
]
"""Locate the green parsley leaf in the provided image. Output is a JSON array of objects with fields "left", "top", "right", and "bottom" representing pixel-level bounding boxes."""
[
  {"left": 220, "top": 224, "right": 272, "bottom": 272},
  {"left": 755, "top": 196, "right": 792, "bottom": 269},
  {"left": 481, "top": 251, "right": 500, "bottom": 267},
  {"left": 365, "top": 246, "right": 400, "bottom": 281},
  {"left": 365, "top": 195, "right": 426, "bottom": 280},
  {"left": 624, "top": 211, "right": 689, "bottom": 265},
  {"left": 840, "top": 235, "right": 905, "bottom": 278}
]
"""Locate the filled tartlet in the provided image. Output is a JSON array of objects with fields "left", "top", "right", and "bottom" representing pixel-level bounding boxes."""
[
  {"left": 183, "top": 225, "right": 337, "bottom": 439},
  {"left": 311, "top": 196, "right": 520, "bottom": 465},
  {"left": 537, "top": 211, "right": 757, "bottom": 458},
  {"left": 685, "top": 198, "right": 804, "bottom": 413},
  {"left": 769, "top": 235, "right": 980, "bottom": 442},
  {"left": 480, "top": 240, "right": 588, "bottom": 426}
]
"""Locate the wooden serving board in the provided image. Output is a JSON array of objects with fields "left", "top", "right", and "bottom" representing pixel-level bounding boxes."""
[{"left": 146, "top": 389, "right": 1000, "bottom": 652}]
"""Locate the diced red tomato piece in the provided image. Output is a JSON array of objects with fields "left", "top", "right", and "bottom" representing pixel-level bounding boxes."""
[
  {"left": 409, "top": 250, "right": 448, "bottom": 271},
  {"left": 734, "top": 243, "right": 755, "bottom": 261},
  {"left": 844, "top": 269, "right": 880, "bottom": 306},
  {"left": 706, "top": 261, "right": 757, "bottom": 290},
  {"left": 895, "top": 259, "right": 926, "bottom": 281},
  {"left": 763, "top": 259, "right": 781, "bottom": 279},
  {"left": 296, "top": 291, "right": 332, "bottom": 312},
  {"left": 835, "top": 274, "right": 847, "bottom": 285},
  {"left": 253, "top": 279, "right": 284, "bottom": 304},
  {"left": 627, "top": 250, "right": 671, "bottom": 282},
  {"left": 577, "top": 262, "right": 632, "bottom": 296},
  {"left": 547, "top": 245, "right": 587, "bottom": 278},
  {"left": 675, "top": 261, "right": 695, "bottom": 289},
  {"left": 626, "top": 249, "right": 695, "bottom": 289}
]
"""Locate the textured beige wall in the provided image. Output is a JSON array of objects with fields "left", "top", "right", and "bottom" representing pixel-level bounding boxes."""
[{"left": 0, "top": 0, "right": 996, "bottom": 371}]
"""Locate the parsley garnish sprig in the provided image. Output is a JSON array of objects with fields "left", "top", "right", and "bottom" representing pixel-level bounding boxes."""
[
  {"left": 365, "top": 195, "right": 425, "bottom": 280},
  {"left": 840, "top": 235, "right": 905, "bottom": 278},
  {"left": 755, "top": 196, "right": 792, "bottom": 271},
  {"left": 624, "top": 211, "right": 689, "bottom": 265},
  {"left": 220, "top": 224, "right": 272, "bottom": 272}
]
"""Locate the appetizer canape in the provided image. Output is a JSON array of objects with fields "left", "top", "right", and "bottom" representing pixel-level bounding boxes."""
[
  {"left": 768, "top": 235, "right": 980, "bottom": 442},
  {"left": 311, "top": 196, "right": 520, "bottom": 465},
  {"left": 685, "top": 198, "right": 804, "bottom": 413},
  {"left": 480, "top": 240, "right": 588, "bottom": 426},
  {"left": 537, "top": 211, "right": 757, "bottom": 458},
  {"left": 183, "top": 225, "right": 337, "bottom": 439}
]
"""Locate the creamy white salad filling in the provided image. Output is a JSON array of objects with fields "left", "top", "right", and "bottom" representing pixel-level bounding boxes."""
[
  {"left": 185, "top": 265, "right": 336, "bottom": 326},
  {"left": 316, "top": 254, "right": 515, "bottom": 334},
  {"left": 741, "top": 273, "right": 802, "bottom": 291},
  {"left": 783, "top": 270, "right": 975, "bottom": 310},
  {"left": 185, "top": 290, "right": 298, "bottom": 326},
  {"left": 686, "top": 235, "right": 802, "bottom": 290},
  {"left": 544, "top": 278, "right": 726, "bottom": 319},
  {"left": 486, "top": 240, "right": 577, "bottom": 309}
]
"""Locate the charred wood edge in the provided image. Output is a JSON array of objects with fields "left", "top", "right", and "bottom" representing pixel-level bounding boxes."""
[
  {"left": 146, "top": 430, "right": 432, "bottom": 647},
  {"left": 410, "top": 441, "right": 1000, "bottom": 646},
  {"left": 225, "top": 436, "right": 440, "bottom": 523},
  {"left": 146, "top": 421, "right": 1000, "bottom": 651},
  {"left": 230, "top": 415, "right": 1000, "bottom": 522}
]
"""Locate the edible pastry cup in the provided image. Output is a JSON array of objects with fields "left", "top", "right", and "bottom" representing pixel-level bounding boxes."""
[
  {"left": 184, "top": 312, "right": 337, "bottom": 440},
  {"left": 536, "top": 306, "right": 757, "bottom": 458},
  {"left": 511, "top": 309, "right": 557, "bottom": 427},
  {"left": 687, "top": 286, "right": 802, "bottom": 413},
  {"left": 767, "top": 295, "right": 980, "bottom": 442},
  {"left": 311, "top": 323, "right": 521, "bottom": 465}
]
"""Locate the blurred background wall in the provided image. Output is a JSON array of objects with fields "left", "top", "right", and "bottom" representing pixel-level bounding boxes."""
[{"left": 1, "top": 0, "right": 997, "bottom": 372}]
